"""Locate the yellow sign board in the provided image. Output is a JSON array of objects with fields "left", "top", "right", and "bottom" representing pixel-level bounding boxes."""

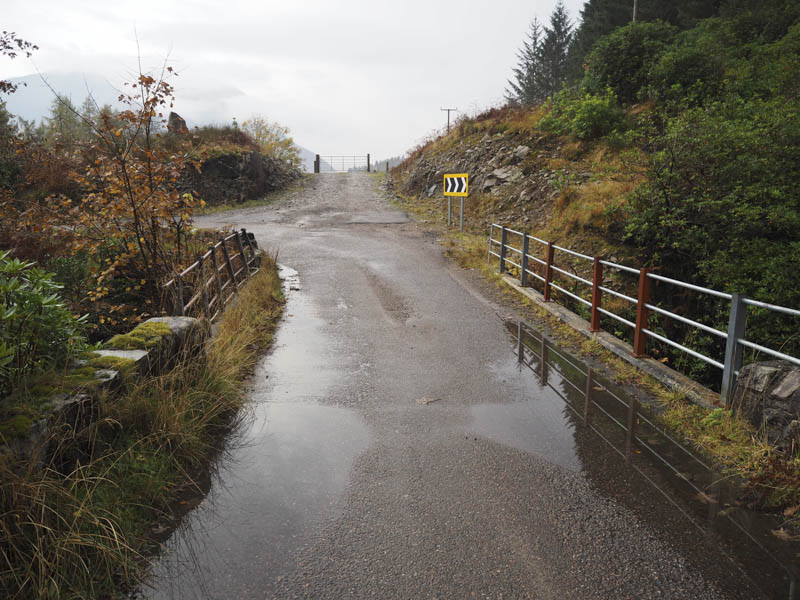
[{"left": 443, "top": 173, "right": 469, "bottom": 197}]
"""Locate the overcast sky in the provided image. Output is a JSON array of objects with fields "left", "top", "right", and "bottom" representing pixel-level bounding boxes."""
[{"left": 4, "top": 0, "right": 584, "bottom": 159}]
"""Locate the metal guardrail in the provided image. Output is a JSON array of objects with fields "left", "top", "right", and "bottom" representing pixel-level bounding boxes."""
[
  {"left": 164, "top": 229, "right": 259, "bottom": 322},
  {"left": 489, "top": 223, "right": 800, "bottom": 405}
]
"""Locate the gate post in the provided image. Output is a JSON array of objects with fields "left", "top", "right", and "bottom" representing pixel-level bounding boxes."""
[
  {"left": 367, "top": 153, "right": 371, "bottom": 172},
  {"left": 314, "top": 154, "right": 320, "bottom": 173}
]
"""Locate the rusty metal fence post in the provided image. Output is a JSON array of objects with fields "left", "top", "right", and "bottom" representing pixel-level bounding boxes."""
[
  {"left": 543, "top": 242, "right": 555, "bottom": 302},
  {"left": 591, "top": 257, "right": 603, "bottom": 332},
  {"left": 632, "top": 268, "right": 651, "bottom": 357}
]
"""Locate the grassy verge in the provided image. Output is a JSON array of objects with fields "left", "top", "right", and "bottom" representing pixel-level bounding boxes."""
[
  {"left": 0, "top": 256, "right": 285, "bottom": 598},
  {"left": 394, "top": 190, "right": 800, "bottom": 529}
]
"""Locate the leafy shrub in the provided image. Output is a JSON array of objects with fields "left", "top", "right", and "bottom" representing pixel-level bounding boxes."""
[
  {"left": 585, "top": 21, "right": 677, "bottom": 104},
  {"left": 624, "top": 97, "right": 800, "bottom": 359},
  {"left": 540, "top": 88, "right": 624, "bottom": 140},
  {"left": 0, "top": 251, "right": 88, "bottom": 396},
  {"left": 646, "top": 25, "right": 726, "bottom": 108}
]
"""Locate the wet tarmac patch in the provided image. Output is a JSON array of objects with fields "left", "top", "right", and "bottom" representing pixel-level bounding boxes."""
[{"left": 140, "top": 270, "right": 370, "bottom": 599}]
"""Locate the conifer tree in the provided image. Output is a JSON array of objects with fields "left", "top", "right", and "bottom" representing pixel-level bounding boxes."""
[
  {"left": 505, "top": 17, "right": 544, "bottom": 106},
  {"left": 538, "top": 1, "right": 573, "bottom": 98}
]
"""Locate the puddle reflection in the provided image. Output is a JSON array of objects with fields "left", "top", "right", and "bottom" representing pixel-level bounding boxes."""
[
  {"left": 139, "top": 273, "right": 370, "bottom": 599},
  {"left": 506, "top": 320, "right": 798, "bottom": 600}
]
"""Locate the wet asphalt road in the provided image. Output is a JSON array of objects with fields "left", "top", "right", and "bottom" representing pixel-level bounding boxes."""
[{"left": 142, "top": 173, "right": 763, "bottom": 599}]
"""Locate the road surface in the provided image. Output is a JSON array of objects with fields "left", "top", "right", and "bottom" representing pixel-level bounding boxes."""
[{"left": 143, "top": 173, "right": 763, "bottom": 599}]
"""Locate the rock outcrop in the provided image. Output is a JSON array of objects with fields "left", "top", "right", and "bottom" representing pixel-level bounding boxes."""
[
  {"left": 399, "top": 133, "right": 568, "bottom": 230},
  {"left": 167, "top": 111, "right": 188, "bottom": 133},
  {"left": 733, "top": 360, "right": 800, "bottom": 452},
  {"left": 182, "top": 151, "right": 301, "bottom": 206}
]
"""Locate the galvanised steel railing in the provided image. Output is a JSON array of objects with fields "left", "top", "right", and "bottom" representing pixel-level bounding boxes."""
[{"left": 489, "top": 223, "right": 800, "bottom": 405}]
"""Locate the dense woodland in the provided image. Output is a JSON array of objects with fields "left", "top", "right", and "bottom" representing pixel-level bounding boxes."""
[{"left": 502, "top": 0, "right": 800, "bottom": 381}]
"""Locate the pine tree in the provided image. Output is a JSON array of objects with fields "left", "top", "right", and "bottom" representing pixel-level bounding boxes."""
[
  {"left": 505, "top": 17, "right": 544, "bottom": 106},
  {"left": 538, "top": 1, "right": 573, "bottom": 98}
]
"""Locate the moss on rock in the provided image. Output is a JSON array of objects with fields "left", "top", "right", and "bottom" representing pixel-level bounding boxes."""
[{"left": 105, "top": 321, "right": 171, "bottom": 350}]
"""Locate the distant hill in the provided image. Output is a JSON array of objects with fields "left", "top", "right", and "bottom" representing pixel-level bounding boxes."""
[
  {"left": 4, "top": 71, "right": 318, "bottom": 172},
  {"left": 3, "top": 72, "right": 121, "bottom": 124}
]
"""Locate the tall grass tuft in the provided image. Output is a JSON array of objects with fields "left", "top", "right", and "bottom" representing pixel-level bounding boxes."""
[{"left": 0, "top": 255, "right": 284, "bottom": 598}]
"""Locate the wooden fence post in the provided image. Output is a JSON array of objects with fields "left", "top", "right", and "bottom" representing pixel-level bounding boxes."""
[
  {"left": 234, "top": 231, "right": 250, "bottom": 280},
  {"left": 632, "top": 268, "right": 651, "bottom": 357},
  {"left": 199, "top": 254, "right": 210, "bottom": 319},
  {"left": 367, "top": 153, "right": 371, "bottom": 172},
  {"left": 211, "top": 244, "right": 225, "bottom": 308},
  {"left": 314, "top": 154, "right": 320, "bottom": 173},
  {"left": 543, "top": 242, "right": 555, "bottom": 302},
  {"left": 175, "top": 274, "right": 185, "bottom": 316},
  {"left": 221, "top": 239, "right": 238, "bottom": 292},
  {"left": 590, "top": 257, "right": 603, "bottom": 332}
]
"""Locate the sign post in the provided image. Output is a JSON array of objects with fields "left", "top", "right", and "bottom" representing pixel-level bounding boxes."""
[{"left": 443, "top": 173, "right": 468, "bottom": 231}]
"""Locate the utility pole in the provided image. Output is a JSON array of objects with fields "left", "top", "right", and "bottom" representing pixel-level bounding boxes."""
[
  {"left": 441, "top": 107, "right": 457, "bottom": 134},
  {"left": 632, "top": 0, "right": 638, "bottom": 23}
]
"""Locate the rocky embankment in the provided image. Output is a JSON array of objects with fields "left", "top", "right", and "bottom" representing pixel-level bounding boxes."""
[
  {"left": 183, "top": 151, "right": 301, "bottom": 206},
  {"left": 398, "top": 133, "right": 590, "bottom": 230}
]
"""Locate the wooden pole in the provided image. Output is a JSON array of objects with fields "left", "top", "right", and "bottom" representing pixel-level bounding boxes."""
[
  {"left": 221, "top": 240, "right": 238, "bottom": 292},
  {"left": 210, "top": 244, "right": 225, "bottom": 311},
  {"left": 199, "top": 255, "right": 210, "bottom": 319},
  {"left": 234, "top": 231, "right": 250, "bottom": 279}
]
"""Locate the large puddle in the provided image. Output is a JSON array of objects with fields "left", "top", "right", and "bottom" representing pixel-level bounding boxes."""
[
  {"left": 496, "top": 320, "right": 798, "bottom": 600},
  {"left": 139, "top": 267, "right": 370, "bottom": 599}
]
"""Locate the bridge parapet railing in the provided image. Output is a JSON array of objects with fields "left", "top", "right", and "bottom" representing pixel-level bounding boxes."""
[
  {"left": 488, "top": 223, "right": 800, "bottom": 405},
  {"left": 164, "top": 229, "right": 259, "bottom": 322}
]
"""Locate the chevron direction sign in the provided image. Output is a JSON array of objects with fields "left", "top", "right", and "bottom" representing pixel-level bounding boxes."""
[{"left": 443, "top": 173, "right": 469, "bottom": 197}]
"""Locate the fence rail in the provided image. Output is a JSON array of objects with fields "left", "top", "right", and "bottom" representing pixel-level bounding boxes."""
[
  {"left": 164, "top": 229, "right": 259, "bottom": 322},
  {"left": 489, "top": 223, "right": 800, "bottom": 405}
]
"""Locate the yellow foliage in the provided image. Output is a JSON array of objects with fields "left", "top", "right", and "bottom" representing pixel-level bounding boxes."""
[{"left": 241, "top": 114, "right": 301, "bottom": 169}]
